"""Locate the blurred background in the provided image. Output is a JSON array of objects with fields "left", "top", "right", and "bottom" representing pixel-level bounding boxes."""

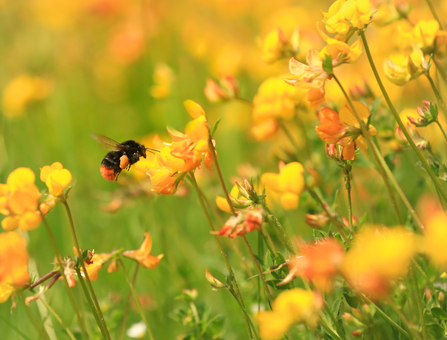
[{"left": 1, "top": 0, "right": 446, "bottom": 338}]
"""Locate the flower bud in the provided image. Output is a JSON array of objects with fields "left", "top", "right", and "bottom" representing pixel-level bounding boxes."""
[
  {"left": 325, "top": 143, "right": 343, "bottom": 161},
  {"left": 229, "top": 195, "right": 253, "bottom": 209},
  {"left": 305, "top": 212, "right": 329, "bottom": 229},
  {"left": 352, "top": 330, "right": 363, "bottom": 337},
  {"left": 235, "top": 180, "right": 250, "bottom": 199},
  {"left": 306, "top": 168, "right": 321, "bottom": 188},
  {"left": 409, "top": 100, "right": 438, "bottom": 127},
  {"left": 205, "top": 269, "right": 227, "bottom": 290},
  {"left": 439, "top": 291, "right": 445, "bottom": 303},
  {"left": 244, "top": 208, "right": 264, "bottom": 233}
]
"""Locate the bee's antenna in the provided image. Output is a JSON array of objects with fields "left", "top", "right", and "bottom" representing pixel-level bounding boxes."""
[{"left": 146, "top": 148, "right": 160, "bottom": 153}]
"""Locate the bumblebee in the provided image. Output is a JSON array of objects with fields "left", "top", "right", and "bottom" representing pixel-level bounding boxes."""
[{"left": 91, "top": 134, "right": 157, "bottom": 181}]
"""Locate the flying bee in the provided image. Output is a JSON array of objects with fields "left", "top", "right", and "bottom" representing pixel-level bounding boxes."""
[{"left": 91, "top": 134, "right": 158, "bottom": 181}]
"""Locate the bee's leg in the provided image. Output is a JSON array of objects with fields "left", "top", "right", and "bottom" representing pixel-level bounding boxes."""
[{"left": 115, "top": 171, "right": 121, "bottom": 181}]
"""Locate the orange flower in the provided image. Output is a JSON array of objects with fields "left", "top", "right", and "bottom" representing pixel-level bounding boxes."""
[
  {"left": 213, "top": 208, "right": 264, "bottom": 238},
  {"left": 0, "top": 232, "right": 30, "bottom": 302},
  {"left": 123, "top": 232, "right": 164, "bottom": 269},
  {"left": 278, "top": 239, "right": 344, "bottom": 292},
  {"left": 316, "top": 102, "right": 377, "bottom": 160},
  {"left": 0, "top": 168, "right": 42, "bottom": 231},
  {"left": 82, "top": 253, "right": 113, "bottom": 281},
  {"left": 423, "top": 211, "right": 447, "bottom": 267}
]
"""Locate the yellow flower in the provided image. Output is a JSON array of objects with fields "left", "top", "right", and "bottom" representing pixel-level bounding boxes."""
[
  {"left": 384, "top": 46, "right": 426, "bottom": 86},
  {"left": 149, "top": 63, "right": 175, "bottom": 99},
  {"left": 0, "top": 168, "right": 42, "bottom": 232},
  {"left": 342, "top": 226, "right": 416, "bottom": 299},
  {"left": 0, "top": 232, "right": 30, "bottom": 289},
  {"left": 256, "top": 289, "right": 323, "bottom": 340},
  {"left": 1, "top": 75, "right": 52, "bottom": 118},
  {"left": 261, "top": 162, "right": 305, "bottom": 210},
  {"left": 323, "top": 0, "right": 373, "bottom": 35},
  {"left": 257, "top": 28, "right": 298, "bottom": 64},
  {"left": 82, "top": 253, "right": 113, "bottom": 281},
  {"left": 40, "top": 162, "right": 72, "bottom": 197},
  {"left": 0, "top": 283, "right": 14, "bottom": 304},
  {"left": 423, "top": 211, "right": 447, "bottom": 267},
  {"left": 250, "top": 77, "right": 310, "bottom": 140},
  {"left": 123, "top": 232, "right": 164, "bottom": 269}
]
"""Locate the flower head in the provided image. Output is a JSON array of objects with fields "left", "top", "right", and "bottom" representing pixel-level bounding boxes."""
[
  {"left": 323, "top": 0, "right": 373, "bottom": 35},
  {"left": 342, "top": 226, "right": 416, "bottom": 299},
  {"left": 149, "top": 63, "right": 175, "bottom": 99},
  {"left": 123, "top": 232, "right": 164, "bottom": 269},
  {"left": 257, "top": 28, "right": 299, "bottom": 64},
  {"left": 261, "top": 162, "right": 305, "bottom": 210},
  {"left": 0, "top": 168, "right": 42, "bottom": 231},
  {"left": 384, "top": 45, "right": 427, "bottom": 86},
  {"left": 256, "top": 289, "right": 323, "bottom": 339},
  {"left": 204, "top": 75, "right": 239, "bottom": 102},
  {"left": 40, "top": 162, "right": 72, "bottom": 197},
  {"left": 214, "top": 208, "right": 264, "bottom": 238}
]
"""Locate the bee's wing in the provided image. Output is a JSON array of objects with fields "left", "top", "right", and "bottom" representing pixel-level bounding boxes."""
[{"left": 90, "top": 134, "right": 124, "bottom": 151}]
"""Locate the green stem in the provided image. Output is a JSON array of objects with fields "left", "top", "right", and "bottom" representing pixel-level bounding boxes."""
[
  {"left": 413, "top": 259, "right": 440, "bottom": 307},
  {"left": 61, "top": 199, "right": 111, "bottom": 340},
  {"left": 425, "top": 0, "right": 443, "bottom": 29},
  {"left": 39, "top": 298, "right": 77, "bottom": 340},
  {"left": 360, "top": 30, "right": 447, "bottom": 204},
  {"left": 118, "top": 264, "right": 140, "bottom": 340},
  {"left": 370, "top": 142, "right": 424, "bottom": 231},
  {"left": 410, "top": 266, "right": 428, "bottom": 340},
  {"left": 344, "top": 163, "right": 353, "bottom": 229},
  {"left": 433, "top": 58, "right": 447, "bottom": 86},
  {"left": 74, "top": 266, "right": 107, "bottom": 339},
  {"left": 320, "top": 313, "right": 344, "bottom": 340},
  {"left": 118, "top": 259, "right": 155, "bottom": 340},
  {"left": 40, "top": 212, "right": 89, "bottom": 340},
  {"left": 228, "top": 288, "right": 259, "bottom": 340},
  {"left": 427, "top": 73, "right": 447, "bottom": 122},
  {"left": 361, "top": 295, "right": 410, "bottom": 339},
  {"left": 435, "top": 121, "right": 447, "bottom": 144},
  {"left": 188, "top": 172, "right": 254, "bottom": 340},
  {"left": 306, "top": 186, "right": 350, "bottom": 241},
  {"left": 332, "top": 73, "right": 404, "bottom": 226},
  {"left": 387, "top": 299, "right": 421, "bottom": 340},
  {"left": 208, "top": 136, "right": 236, "bottom": 216},
  {"left": 279, "top": 120, "right": 302, "bottom": 163},
  {"left": 263, "top": 205, "right": 297, "bottom": 254},
  {"left": 242, "top": 235, "right": 273, "bottom": 302}
]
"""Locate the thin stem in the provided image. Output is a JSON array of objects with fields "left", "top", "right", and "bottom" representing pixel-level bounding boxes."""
[
  {"left": 39, "top": 298, "right": 77, "bottom": 340},
  {"left": 344, "top": 164, "right": 353, "bottom": 229},
  {"left": 410, "top": 266, "right": 428, "bottom": 340},
  {"left": 28, "top": 271, "right": 57, "bottom": 290},
  {"left": 433, "top": 58, "right": 447, "bottom": 86},
  {"left": 360, "top": 30, "right": 447, "bottom": 204},
  {"left": 228, "top": 288, "right": 259, "bottom": 340},
  {"left": 263, "top": 205, "right": 297, "bottom": 254},
  {"left": 319, "top": 313, "right": 344, "bottom": 340},
  {"left": 118, "top": 259, "right": 155, "bottom": 340},
  {"left": 74, "top": 266, "right": 107, "bottom": 339},
  {"left": 61, "top": 199, "right": 111, "bottom": 340},
  {"left": 188, "top": 172, "right": 253, "bottom": 340},
  {"left": 425, "top": 0, "right": 443, "bottom": 29},
  {"left": 118, "top": 264, "right": 140, "bottom": 340},
  {"left": 306, "top": 186, "right": 350, "bottom": 241},
  {"left": 40, "top": 212, "right": 89, "bottom": 340},
  {"left": 259, "top": 229, "right": 276, "bottom": 255},
  {"left": 278, "top": 120, "right": 302, "bottom": 163},
  {"left": 208, "top": 136, "right": 236, "bottom": 216},
  {"left": 361, "top": 295, "right": 410, "bottom": 338},
  {"left": 427, "top": 73, "right": 447, "bottom": 121},
  {"left": 435, "top": 120, "right": 447, "bottom": 144},
  {"left": 332, "top": 73, "right": 404, "bottom": 226},
  {"left": 370, "top": 142, "right": 424, "bottom": 231},
  {"left": 242, "top": 235, "right": 273, "bottom": 302},
  {"left": 387, "top": 299, "right": 421, "bottom": 340}
]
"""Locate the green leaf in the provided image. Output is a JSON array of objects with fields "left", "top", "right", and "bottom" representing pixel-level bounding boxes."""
[
  {"left": 313, "top": 229, "right": 329, "bottom": 241},
  {"left": 254, "top": 254, "right": 266, "bottom": 267},
  {"left": 427, "top": 323, "right": 444, "bottom": 338},
  {"left": 211, "top": 118, "right": 222, "bottom": 137},
  {"left": 431, "top": 307, "right": 447, "bottom": 320},
  {"left": 322, "top": 55, "right": 333, "bottom": 73},
  {"left": 343, "top": 292, "right": 359, "bottom": 308},
  {"left": 384, "top": 152, "right": 396, "bottom": 172},
  {"left": 275, "top": 252, "right": 286, "bottom": 265},
  {"left": 331, "top": 297, "right": 343, "bottom": 317}
]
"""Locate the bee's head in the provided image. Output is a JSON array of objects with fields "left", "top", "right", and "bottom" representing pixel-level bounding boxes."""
[{"left": 139, "top": 144, "right": 147, "bottom": 158}]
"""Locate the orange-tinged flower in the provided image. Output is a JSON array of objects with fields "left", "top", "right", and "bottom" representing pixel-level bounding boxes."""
[
  {"left": 82, "top": 253, "right": 113, "bottom": 281},
  {"left": 40, "top": 162, "right": 72, "bottom": 197},
  {"left": 261, "top": 162, "right": 305, "bottom": 210},
  {"left": 0, "top": 232, "right": 30, "bottom": 288},
  {"left": 0, "top": 168, "right": 42, "bottom": 232},
  {"left": 256, "top": 289, "right": 323, "bottom": 340},
  {"left": 123, "top": 232, "right": 164, "bottom": 269},
  {"left": 317, "top": 102, "right": 376, "bottom": 160},
  {"left": 342, "top": 226, "right": 416, "bottom": 299},
  {"left": 278, "top": 239, "right": 344, "bottom": 292},
  {"left": 214, "top": 208, "right": 264, "bottom": 238},
  {"left": 204, "top": 75, "right": 239, "bottom": 102}
]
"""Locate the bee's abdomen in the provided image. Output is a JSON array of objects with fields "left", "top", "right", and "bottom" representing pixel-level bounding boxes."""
[
  {"left": 100, "top": 166, "right": 118, "bottom": 181},
  {"left": 100, "top": 151, "right": 121, "bottom": 181}
]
